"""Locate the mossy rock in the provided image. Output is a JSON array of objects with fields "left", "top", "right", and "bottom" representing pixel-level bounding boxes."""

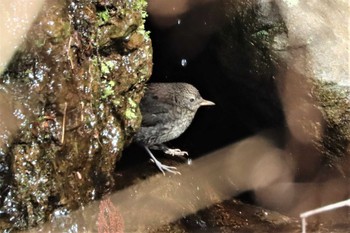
[{"left": 0, "top": 0, "right": 152, "bottom": 230}]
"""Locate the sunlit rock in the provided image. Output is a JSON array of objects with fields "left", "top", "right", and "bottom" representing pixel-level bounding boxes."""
[{"left": 0, "top": 0, "right": 152, "bottom": 230}]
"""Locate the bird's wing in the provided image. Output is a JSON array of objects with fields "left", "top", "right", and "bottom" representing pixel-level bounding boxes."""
[{"left": 140, "top": 92, "right": 172, "bottom": 127}]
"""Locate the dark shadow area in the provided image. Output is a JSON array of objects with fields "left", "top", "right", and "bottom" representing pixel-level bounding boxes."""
[
  {"left": 119, "top": 0, "right": 284, "bottom": 170},
  {"left": 3, "top": 1, "right": 350, "bottom": 232}
]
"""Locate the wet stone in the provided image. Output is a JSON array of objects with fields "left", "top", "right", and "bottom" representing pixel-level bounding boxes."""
[{"left": 0, "top": 0, "right": 152, "bottom": 230}]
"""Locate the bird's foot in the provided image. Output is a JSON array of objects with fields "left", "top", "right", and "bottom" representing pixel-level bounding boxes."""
[
  {"left": 144, "top": 146, "right": 181, "bottom": 175},
  {"left": 165, "top": 148, "right": 188, "bottom": 156},
  {"left": 150, "top": 159, "right": 181, "bottom": 175}
]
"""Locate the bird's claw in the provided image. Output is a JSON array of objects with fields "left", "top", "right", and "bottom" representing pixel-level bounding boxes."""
[
  {"left": 165, "top": 148, "right": 188, "bottom": 156},
  {"left": 144, "top": 146, "right": 181, "bottom": 175},
  {"left": 151, "top": 159, "right": 181, "bottom": 175}
]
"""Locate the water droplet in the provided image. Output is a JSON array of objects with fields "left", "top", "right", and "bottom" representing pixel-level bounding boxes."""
[
  {"left": 181, "top": 58, "right": 187, "bottom": 67},
  {"left": 187, "top": 158, "right": 192, "bottom": 165}
]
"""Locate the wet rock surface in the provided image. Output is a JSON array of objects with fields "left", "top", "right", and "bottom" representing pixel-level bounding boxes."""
[
  {"left": 134, "top": 0, "right": 349, "bottom": 232},
  {"left": 0, "top": 0, "right": 349, "bottom": 232},
  {"left": 273, "top": 0, "right": 350, "bottom": 178},
  {"left": 210, "top": 0, "right": 350, "bottom": 178},
  {"left": 0, "top": 0, "right": 152, "bottom": 230},
  {"left": 23, "top": 150, "right": 349, "bottom": 232}
]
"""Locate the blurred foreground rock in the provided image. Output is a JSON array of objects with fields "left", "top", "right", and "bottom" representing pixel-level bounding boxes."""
[
  {"left": 219, "top": 0, "right": 350, "bottom": 178},
  {"left": 0, "top": 0, "right": 152, "bottom": 230},
  {"left": 215, "top": 0, "right": 350, "bottom": 231},
  {"left": 24, "top": 133, "right": 349, "bottom": 232},
  {"left": 0, "top": 0, "right": 348, "bottom": 231},
  {"left": 274, "top": 0, "right": 350, "bottom": 178}
]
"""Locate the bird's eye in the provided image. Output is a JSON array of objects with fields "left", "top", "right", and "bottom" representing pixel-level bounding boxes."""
[{"left": 190, "top": 97, "right": 195, "bottom": 102}]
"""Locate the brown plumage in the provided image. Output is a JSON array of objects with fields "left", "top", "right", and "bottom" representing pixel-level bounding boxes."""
[{"left": 134, "top": 82, "right": 215, "bottom": 175}]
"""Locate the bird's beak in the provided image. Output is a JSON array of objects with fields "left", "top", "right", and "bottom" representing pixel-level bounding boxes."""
[{"left": 200, "top": 99, "right": 215, "bottom": 106}]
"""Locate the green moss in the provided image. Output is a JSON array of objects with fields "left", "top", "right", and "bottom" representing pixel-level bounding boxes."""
[
  {"left": 101, "top": 80, "right": 116, "bottom": 99},
  {"left": 313, "top": 81, "right": 350, "bottom": 175},
  {"left": 0, "top": 0, "right": 153, "bottom": 230},
  {"left": 219, "top": 0, "right": 287, "bottom": 79},
  {"left": 101, "top": 60, "right": 115, "bottom": 75},
  {"left": 132, "top": 0, "right": 150, "bottom": 41},
  {"left": 125, "top": 108, "right": 138, "bottom": 120},
  {"left": 97, "top": 9, "right": 110, "bottom": 26},
  {"left": 125, "top": 97, "right": 139, "bottom": 120},
  {"left": 127, "top": 97, "right": 137, "bottom": 108}
]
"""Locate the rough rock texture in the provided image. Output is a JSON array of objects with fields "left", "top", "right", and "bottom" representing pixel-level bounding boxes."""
[
  {"left": 23, "top": 147, "right": 349, "bottom": 233},
  {"left": 216, "top": 0, "right": 350, "bottom": 230},
  {"left": 1, "top": 0, "right": 348, "bottom": 232},
  {"left": 219, "top": 0, "right": 350, "bottom": 177},
  {"left": 274, "top": 0, "right": 350, "bottom": 177},
  {"left": 0, "top": 0, "right": 152, "bottom": 230},
  {"left": 142, "top": 2, "right": 349, "bottom": 233},
  {"left": 215, "top": 0, "right": 286, "bottom": 141}
]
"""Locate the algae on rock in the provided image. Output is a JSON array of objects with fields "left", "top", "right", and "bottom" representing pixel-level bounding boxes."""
[
  {"left": 218, "top": 0, "right": 350, "bottom": 179},
  {"left": 313, "top": 82, "right": 350, "bottom": 176},
  {"left": 216, "top": 0, "right": 287, "bottom": 132},
  {"left": 0, "top": 0, "right": 152, "bottom": 230}
]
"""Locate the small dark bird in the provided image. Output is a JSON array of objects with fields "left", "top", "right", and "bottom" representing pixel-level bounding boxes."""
[{"left": 134, "top": 82, "right": 215, "bottom": 175}]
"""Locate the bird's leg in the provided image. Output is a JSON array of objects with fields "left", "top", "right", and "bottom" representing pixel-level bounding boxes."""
[
  {"left": 165, "top": 148, "right": 188, "bottom": 156},
  {"left": 144, "top": 146, "right": 181, "bottom": 175},
  {"left": 149, "top": 144, "right": 188, "bottom": 157}
]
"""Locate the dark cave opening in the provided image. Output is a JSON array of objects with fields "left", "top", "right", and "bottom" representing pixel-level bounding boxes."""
[{"left": 120, "top": 1, "right": 285, "bottom": 170}]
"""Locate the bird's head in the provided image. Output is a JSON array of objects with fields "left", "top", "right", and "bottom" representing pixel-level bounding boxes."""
[{"left": 174, "top": 83, "right": 215, "bottom": 111}]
